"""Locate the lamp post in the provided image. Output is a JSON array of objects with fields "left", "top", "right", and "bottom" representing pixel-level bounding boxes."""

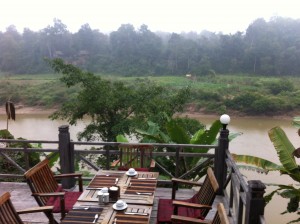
[{"left": 215, "top": 114, "right": 230, "bottom": 195}]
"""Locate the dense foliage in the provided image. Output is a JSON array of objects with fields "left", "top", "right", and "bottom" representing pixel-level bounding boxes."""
[
  {"left": 2, "top": 17, "right": 300, "bottom": 76},
  {"left": 1, "top": 73, "right": 300, "bottom": 116},
  {"left": 48, "top": 59, "right": 190, "bottom": 142},
  {"left": 0, "top": 129, "right": 41, "bottom": 181},
  {"left": 135, "top": 118, "right": 222, "bottom": 179}
]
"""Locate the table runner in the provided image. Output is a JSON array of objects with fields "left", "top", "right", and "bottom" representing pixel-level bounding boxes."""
[
  {"left": 88, "top": 174, "right": 123, "bottom": 188},
  {"left": 124, "top": 179, "right": 157, "bottom": 195},
  {"left": 61, "top": 207, "right": 103, "bottom": 224},
  {"left": 112, "top": 205, "right": 151, "bottom": 224}
]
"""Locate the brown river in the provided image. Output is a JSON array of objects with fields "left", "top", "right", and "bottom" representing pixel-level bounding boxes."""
[{"left": 1, "top": 113, "right": 299, "bottom": 223}]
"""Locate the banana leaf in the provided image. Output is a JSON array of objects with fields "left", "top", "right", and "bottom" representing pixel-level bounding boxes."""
[
  {"left": 232, "top": 154, "right": 282, "bottom": 172},
  {"left": 268, "top": 126, "right": 300, "bottom": 182},
  {"left": 166, "top": 119, "right": 190, "bottom": 144},
  {"left": 136, "top": 121, "right": 170, "bottom": 143},
  {"left": 279, "top": 188, "right": 300, "bottom": 198},
  {"left": 116, "top": 134, "right": 129, "bottom": 142},
  {"left": 190, "top": 120, "right": 221, "bottom": 153},
  {"left": 265, "top": 184, "right": 298, "bottom": 204},
  {"left": 212, "top": 132, "right": 243, "bottom": 145},
  {"left": 288, "top": 218, "right": 300, "bottom": 224}
]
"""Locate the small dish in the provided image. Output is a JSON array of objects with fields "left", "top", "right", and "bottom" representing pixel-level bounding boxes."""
[
  {"left": 113, "top": 202, "right": 128, "bottom": 211},
  {"left": 126, "top": 171, "right": 138, "bottom": 176}
]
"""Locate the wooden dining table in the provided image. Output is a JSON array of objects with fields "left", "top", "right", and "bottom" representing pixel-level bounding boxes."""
[{"left": 61, "top": 170, "right": 159, "bottom": 224}]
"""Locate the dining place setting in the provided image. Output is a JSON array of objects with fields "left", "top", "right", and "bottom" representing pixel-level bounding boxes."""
[
  {"left": 60, "top": 207, "right": 103, "bottom": 223},
  {"left": 110, "top": 200, "right": 151, "bottom": 224},
  {"left": 112, "top": 200, "right": 151, "bottom": 224},
  {"left": 62, "top": 167, "right": 158, "bottom": 223}
]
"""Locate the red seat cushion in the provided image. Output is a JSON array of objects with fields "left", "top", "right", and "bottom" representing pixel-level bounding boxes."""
[
  {"left": 118, "top": 167, "right": 150, "bottom": 172},
  {"left": 157, "top": 198, "right": 204, "bottom": 223},
  {"left": 46, "top": 186, "right": 82, "bottom": 213}
]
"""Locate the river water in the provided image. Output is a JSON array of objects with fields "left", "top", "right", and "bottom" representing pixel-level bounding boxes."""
[{"left": 1, "top": 113, "right": 299, "bottom": 223}]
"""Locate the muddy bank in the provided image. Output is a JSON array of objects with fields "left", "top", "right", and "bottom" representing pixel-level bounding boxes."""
[
  {"left": 0, "top": 106, "right": 56, "bottom": 115},
  {"left": 0, "top": 105, "right": 296, "bottom": 121}
]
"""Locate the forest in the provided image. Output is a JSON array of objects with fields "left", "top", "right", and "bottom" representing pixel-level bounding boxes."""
[{"left": 1, "top": 16, "right": 300, "bottom": 77}]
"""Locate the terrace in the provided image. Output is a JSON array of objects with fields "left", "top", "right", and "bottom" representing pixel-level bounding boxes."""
[{"left": 0, "top": 116, "right": 266, "bottom": 224}]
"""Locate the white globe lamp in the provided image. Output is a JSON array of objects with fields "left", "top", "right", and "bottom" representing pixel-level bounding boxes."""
[{"left": 220, "top": 114, "right": 230, "bottom": 130}]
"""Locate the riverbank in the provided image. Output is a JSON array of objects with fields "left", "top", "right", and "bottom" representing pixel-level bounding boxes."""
[
  {"left": 0, "top": 105, "right": 297, "bottom": 121},
  {"left": 0, "top": 106, "right": 57, "bottom": 115}
]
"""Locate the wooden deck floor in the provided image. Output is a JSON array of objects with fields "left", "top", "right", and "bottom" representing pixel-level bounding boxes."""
[{"left": 0, "top": 182, "right": 228, "bottom": 224}]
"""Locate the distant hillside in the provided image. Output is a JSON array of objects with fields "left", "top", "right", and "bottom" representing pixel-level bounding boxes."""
[{"left": 1, "top": 17, "right": 300, "bottom": 77}]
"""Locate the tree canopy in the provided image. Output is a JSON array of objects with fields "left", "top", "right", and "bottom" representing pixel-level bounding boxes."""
[
  {"left": 48, "top": 58, "right": 190, "bottom": 142},
  {"left": 2, "top": 17, "right": 300, "bottom": 76}
]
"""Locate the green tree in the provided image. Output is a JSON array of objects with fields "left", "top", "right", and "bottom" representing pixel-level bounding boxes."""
[
  {"left": 48, "top": 58, "right": 190, "bottom": 142},
  {"left": 72, "top": 24, "right": 110, "bottom": 72},
  {"left": 0, "top": 25, "right": 22, "bottom": 73}
]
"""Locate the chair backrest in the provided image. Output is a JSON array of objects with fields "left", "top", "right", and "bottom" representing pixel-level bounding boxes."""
[
  {"left": 24, "top": 158, "right": 59, "bottom": 206},
  {"left": 118, "top": 144, "right": 154, "bottom": 169},
  {"left": 193, "top": 167, "right": 219, "bottom": 218},
  {"left": 0, "top": 192, "right": 23, "bottom": 224},
  {"left": 211, "top": 203, "right": 230, "bottom": 224}
]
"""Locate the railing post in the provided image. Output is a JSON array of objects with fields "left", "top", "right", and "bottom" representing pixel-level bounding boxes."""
[
  {"left": 58, "top": 125, "right": 75, "bottom": 189},
  {"left": 175, "top": 147, "right": 180, "bottom": 178},
  {"left": 105, "top": 146, "right": 110, "bottom": 170},
  {"left": 214, "top": 114, "right": 230, "bottom": 195},
  {"left": 245, "top": 180, "right": 266, "bottom": 224}
]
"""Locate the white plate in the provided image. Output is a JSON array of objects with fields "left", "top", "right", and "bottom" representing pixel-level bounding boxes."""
[
  {"left": 126, "top": 171, "right": 137, "bottom": 176},
  {"left": 113, "top": 203, "right": 128, "bottom": 211}
]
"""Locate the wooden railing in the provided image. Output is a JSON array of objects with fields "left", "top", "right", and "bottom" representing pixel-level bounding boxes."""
[{"left": 0, "top": 125, "right": 266, "bottom": 224}]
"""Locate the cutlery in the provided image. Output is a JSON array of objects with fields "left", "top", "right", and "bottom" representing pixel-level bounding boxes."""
[
  {"left": 115, "top": 178, "right": 119, "bottom": 185},
  {"left": 124, "top": 212, "right": 148, "bottom": 216},
  {"left": 92, "top": 214, "right": 99, "bottom": 223},
  {"left": 136, "top": 192, "right": 152, "bottom": 195},
  {"left": 86, "top": 187, "right": 103, "bottom": 190},
  {"left": 72, "top": 206, "right": 89, "bottom": 210}
]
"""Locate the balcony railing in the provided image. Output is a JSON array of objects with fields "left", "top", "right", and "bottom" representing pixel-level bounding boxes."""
[{"left": 0, "top": 125, "right": 266, "bottom": 224}]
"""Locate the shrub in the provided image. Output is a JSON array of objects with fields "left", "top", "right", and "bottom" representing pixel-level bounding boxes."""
[
  {"left": 265, "top": 79, "right": 294, "bottom": 95},
  {"left": 0, "top": 130, "right": 41, "bottom": 182}
]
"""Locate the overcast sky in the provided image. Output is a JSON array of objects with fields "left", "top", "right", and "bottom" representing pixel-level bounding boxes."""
[{"left": 1, "top": 0, "right": 300, "bottom": 34}]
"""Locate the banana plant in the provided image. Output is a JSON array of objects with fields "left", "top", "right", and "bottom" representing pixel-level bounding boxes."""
[
  {"left": 233, "top": 119, "right": 300, "bottom": 223},
  {"left": 134, "top": 117, "right": 241, "bottom": 179}
]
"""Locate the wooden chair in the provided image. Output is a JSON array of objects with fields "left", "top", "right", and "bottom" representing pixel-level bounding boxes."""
[
  {"left": 24, "top": 158, "right": 83, "bottom": 221},
  {"left": 171, "top": 203, "right": 230, "bottom": 224},
  {"left": 157, "top": 167, "right": 219, "bottom": 224},
  {"left": 0, "top": 192, "right": 54, "bottom": 224},
  {"left": 111, "top": 144, "right": 155, "bottom": 171}
]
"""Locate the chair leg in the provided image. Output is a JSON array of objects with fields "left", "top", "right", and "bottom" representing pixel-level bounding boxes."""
[
  {"left": 60, "top": 197, "right": 66, "bottom": 219},
  {"left": 45, "top": 211, "right": 58, "bottom": 224}
]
